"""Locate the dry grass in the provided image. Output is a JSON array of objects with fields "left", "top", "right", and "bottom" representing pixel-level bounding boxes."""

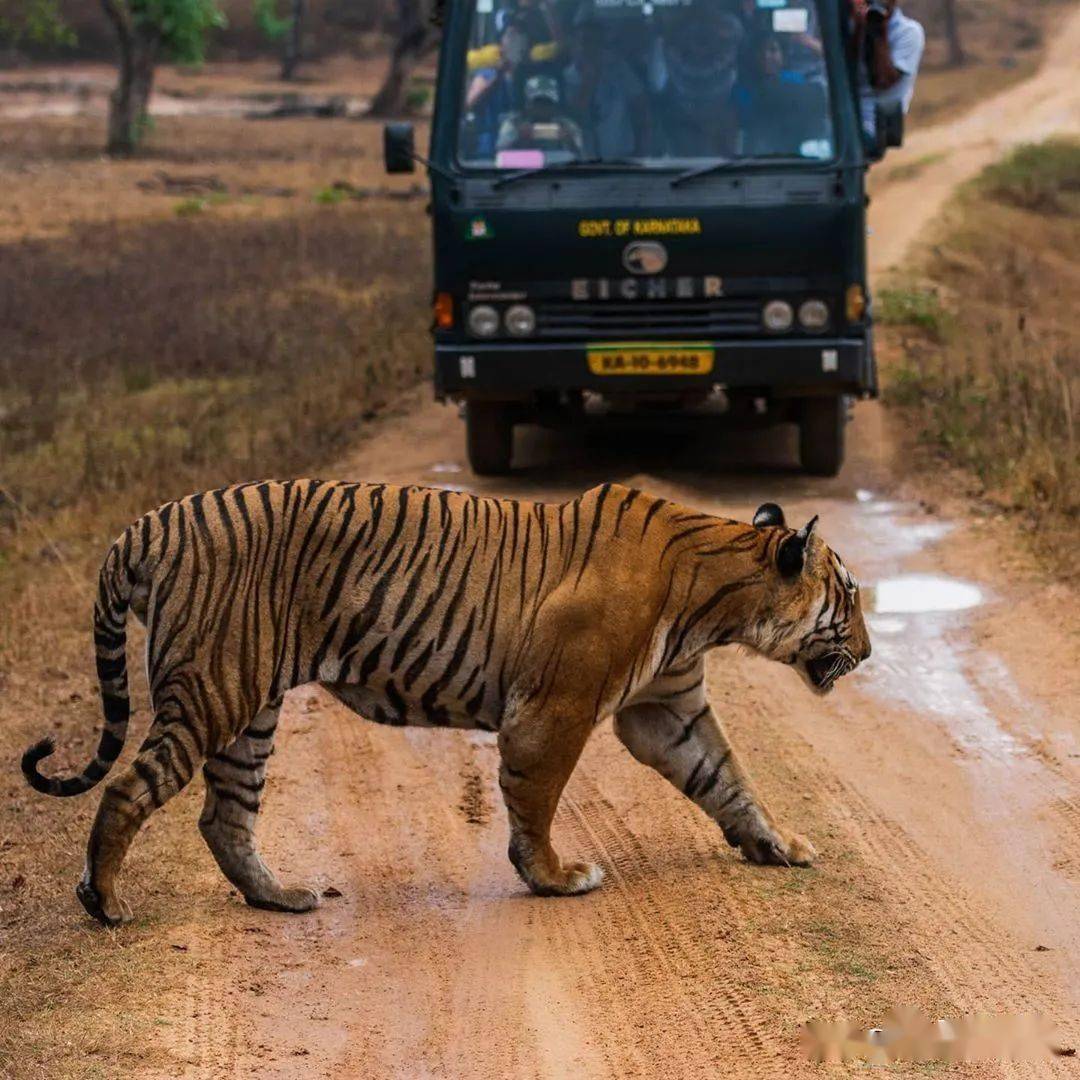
[
  {"left": 881, "top": 138, "right": 1080, "bottom": 579},
  {"left": 0, "top": 94, "right": 433, "bottom": 1076},
  {"left": 0, "top": 105, "right": 432, "bottom": 578},
  {"left": 1, "top": 204, "right": 428, "bottom": 508}
]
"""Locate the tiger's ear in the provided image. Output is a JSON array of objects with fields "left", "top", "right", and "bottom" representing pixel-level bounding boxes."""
[
  {"left": 777, "top": 516, "right": 818, "bottom": 578},
  {"left": 753, "top": 502, "right": 786, "bottom": 528}
]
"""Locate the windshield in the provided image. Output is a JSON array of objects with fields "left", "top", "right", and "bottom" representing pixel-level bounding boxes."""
[{"left": 457, "top": 0, "right": 836, "bottom": 170}]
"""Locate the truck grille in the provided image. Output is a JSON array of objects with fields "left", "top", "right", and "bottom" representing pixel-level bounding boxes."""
[{"left": 535, "top": 299, "right": 764, "bottom": 339}]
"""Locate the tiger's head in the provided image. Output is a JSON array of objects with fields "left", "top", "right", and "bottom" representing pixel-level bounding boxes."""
[{"left": 750, "top": 502, "right": 871, "bottom": 695}]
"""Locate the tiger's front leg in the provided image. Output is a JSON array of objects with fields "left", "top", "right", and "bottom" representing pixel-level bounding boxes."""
[
  {"left": 497, "top": 702, "right": 604, "bottom": 897},
  {"left": 614, "top": 670, "right": 815, "bottom": 868}
]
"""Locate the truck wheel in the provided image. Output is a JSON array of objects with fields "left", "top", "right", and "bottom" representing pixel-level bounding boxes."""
[
  {"left": 799, "top": 396, "right": 847, "bottom": 477},
  {"left": 465, "top": 400, "right": 514, "bottom": 476}
]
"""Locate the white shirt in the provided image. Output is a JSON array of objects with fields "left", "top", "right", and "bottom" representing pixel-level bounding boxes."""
[
  {"left": 860, "top": 8, "right": 925, "bottom": 133},
  {"left": 878, "top": 8, "right": 925, "bottom": 112}
]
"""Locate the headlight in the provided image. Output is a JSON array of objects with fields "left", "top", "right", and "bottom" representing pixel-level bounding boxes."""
[
  {"left": 504, "top": 304, "right": 536, "bottom": 337},
  {"left": 762, "top": 299, "right": 794, "bottom": 333},
  {"left": 798, "top": 299, "right": 830, "bottom": 331},
  {"left": 468, "top": 304, "right": 499, "bottom": 338}
]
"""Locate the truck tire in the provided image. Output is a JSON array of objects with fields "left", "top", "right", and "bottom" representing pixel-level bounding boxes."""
[
  {"left": 799, "top": 396, "right": 847, "bottom": 477},
  {"left": 465, "top": 400, "right": 514, "bottom": 475}
]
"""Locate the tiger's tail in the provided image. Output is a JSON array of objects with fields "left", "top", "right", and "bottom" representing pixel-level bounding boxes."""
[{"left": 22, "top": 528, "right": 139, "bottom": 797}]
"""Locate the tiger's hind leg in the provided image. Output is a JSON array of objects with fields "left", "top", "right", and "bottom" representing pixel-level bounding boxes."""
[
  {"left": 78, "top": 703, "right": 209, "bottom": 926},
  {"left": 198, "top": 704, "right": 320, "bottom": 914}
]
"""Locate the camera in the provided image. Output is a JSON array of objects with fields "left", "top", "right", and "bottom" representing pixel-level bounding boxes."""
[{"left": 866, "top": 0, "right": 890, "bottom": 23}]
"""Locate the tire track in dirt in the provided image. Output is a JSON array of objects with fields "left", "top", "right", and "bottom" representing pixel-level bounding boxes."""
[{"left": 561, "top": 778, "right": 782, "bottom": 1073}]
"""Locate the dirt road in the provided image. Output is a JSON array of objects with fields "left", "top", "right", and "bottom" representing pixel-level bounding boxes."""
[{"left": 60, "top": 17, "right": 1080, "bottom": 1077}]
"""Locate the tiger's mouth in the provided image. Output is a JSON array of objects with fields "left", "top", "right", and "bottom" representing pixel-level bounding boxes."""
[{"left": 805, "top": 652, "right": 855, "bottom": 694}]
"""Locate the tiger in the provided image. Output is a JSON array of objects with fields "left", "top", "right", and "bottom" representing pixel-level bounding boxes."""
[{"left": 22, "top": 481, "right": 870, "bottom": 927}]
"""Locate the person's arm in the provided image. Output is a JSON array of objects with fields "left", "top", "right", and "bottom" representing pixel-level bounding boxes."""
[
  {"left": 466, "top": 70, "right": 498, "bottom": 108},
  {"left": 867, "top": 20, "right": 902, "bottom": 90}
]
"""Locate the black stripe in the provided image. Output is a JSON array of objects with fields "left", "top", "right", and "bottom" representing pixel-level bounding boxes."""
[
  {"left": 672, "top": 706, "right": 709, "bottom": 747},
  {"left": 640, "top": 497, "right": 666, "bottom": 539},
  {"left": 574, "top": 483, "right": 611, "bottom": 587}
]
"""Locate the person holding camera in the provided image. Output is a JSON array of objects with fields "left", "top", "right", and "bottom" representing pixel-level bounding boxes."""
[{"left": 851, "top": 0, "right": 925, "bottom": 137}]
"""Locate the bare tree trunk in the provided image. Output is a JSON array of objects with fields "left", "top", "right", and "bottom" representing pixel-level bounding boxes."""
[
  {"left": 280, "top": 0, "right": 305, "bottom": 81},
  {"left": 943, "top": 0, "right": 965, "bottom": 68},
  {"left": 367, "top": 0, "right": 433, "bottom": 117},
  {"left": 102, "top": 0, "right": 161, "bottom": 155}
]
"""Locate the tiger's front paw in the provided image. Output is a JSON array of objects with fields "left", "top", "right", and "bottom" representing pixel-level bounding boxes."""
[
  {"left": 76, "top": 880, "right": 134, "bottom": 927},
  {"left": 509, "top": 838, "right": 605, "bottom": 896},
  {"left": 740, "top": 829, "right": 816, "bottom": 868},
  {"left": 526, "top": 860, "right": 605, "bottom": 897}
]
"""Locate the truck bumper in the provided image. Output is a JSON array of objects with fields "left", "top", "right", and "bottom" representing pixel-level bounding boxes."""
[{"left": 434, "top": 337, "right": 875, "bottom": 398}]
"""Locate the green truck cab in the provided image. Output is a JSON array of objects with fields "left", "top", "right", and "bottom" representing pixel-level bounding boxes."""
[{"left": 385, "top": 0, "right": 903, "bottom": 475}]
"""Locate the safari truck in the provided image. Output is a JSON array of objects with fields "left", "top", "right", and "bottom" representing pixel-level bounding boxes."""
[{"left": 384, "top": 0, "right": 904, "bottom": 475}]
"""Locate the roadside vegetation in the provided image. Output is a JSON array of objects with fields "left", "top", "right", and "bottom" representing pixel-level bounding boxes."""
[
  {"left": 0, "top": 108, "right": 428, "bottom": 1076},
  {"left": 881, "top": 138, "right": 1079, "bottom": 579}
]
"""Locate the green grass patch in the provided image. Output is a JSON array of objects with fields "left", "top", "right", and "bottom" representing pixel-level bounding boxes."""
[
  {"left": 175, "top": 192, "right": 231, "bottom": 216},
  {"left": 977, "top": 138, "right": 1080, "bottom": 214},
  {"left": 314, "top": 185, "right": 349, "bottom": 205},
  {"left": 803, "top": 921, "right": 883, "bottom": 983},
  {"left": 877, "top": 286, "right": 950, "bottom": 336}
]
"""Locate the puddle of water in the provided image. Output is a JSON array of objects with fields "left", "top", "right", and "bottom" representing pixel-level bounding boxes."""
[
  {"left": 871, "top": 573, "right": 984, "bottom": 615},
  {"left": 846, "top": 493, "right": 1022, "bottom": 760},
  {"left": 865, "top": 614, "right": 908, "bottom": 635}
]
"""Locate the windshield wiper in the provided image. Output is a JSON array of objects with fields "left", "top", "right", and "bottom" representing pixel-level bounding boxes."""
[
  {"left": 670, "top": 155, "right": 812, "bottom": 188},
  {"left": 492, "top": 157, "right": 648, "bottom": 190}
]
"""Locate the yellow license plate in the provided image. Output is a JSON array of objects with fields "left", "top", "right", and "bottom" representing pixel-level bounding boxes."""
[{"left": 587, "top": 342, "right": 714, "bottom": 376}]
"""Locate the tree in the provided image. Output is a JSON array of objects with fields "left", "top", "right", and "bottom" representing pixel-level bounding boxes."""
[
  {"left": 942, "top": 0, "right": 965, "bottom": 68},
  {"left": 367, "top": 0, "right": 438, "bottom": 117},
  {"left": 254, "top": 0, "right": 307, "bottom": 81},
  {"left": 101, "top": 0, "right": 226, "bottom": 157},
  {"left": 0, "top": 0, "right": 75, "bottom": 47},
  {"left": 281, "top": 0, "right": 305, "bottom": 80}
]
